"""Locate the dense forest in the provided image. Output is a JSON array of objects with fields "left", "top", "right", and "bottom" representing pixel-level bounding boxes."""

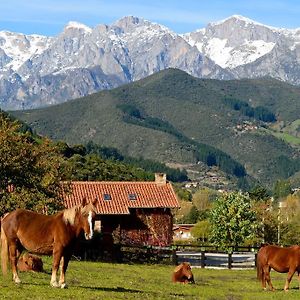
[
  {"left": 223, "top": 97, "right": 276, "bottom": 122},
  {"left": 61, "top": 141, "right": 188, "bottom": 182}
]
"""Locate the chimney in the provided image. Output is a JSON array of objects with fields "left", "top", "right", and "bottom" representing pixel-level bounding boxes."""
[{"left": 155, "top": 173, "right": 167, "bottom": 185}]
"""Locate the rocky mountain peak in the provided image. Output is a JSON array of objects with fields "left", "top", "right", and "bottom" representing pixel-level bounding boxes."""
[
  {"left": 211, "top": 15, "right": 266, "bottom": 27},
  {"left": 111, "top": 16, "right": 175, "bottom": 39},
  {"left": 114, "top": 16, "right": 143, "bottom": 28},
  {"left": 205, "top": 15, "right": 280, "bottom": 43},
  {"left": 1, "top": 15, "right": 300, "bottom": 110}
]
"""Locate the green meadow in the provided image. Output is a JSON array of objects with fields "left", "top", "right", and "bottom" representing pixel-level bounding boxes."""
[{"left": 0, "top": 257, "right": 299, "bottom": 300}]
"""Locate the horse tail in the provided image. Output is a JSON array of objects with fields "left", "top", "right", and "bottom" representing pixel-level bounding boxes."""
[
  {"left": 1, "top": 223, "right": 9, "bottom": 275},
  {"left": 256, "top": 251, "right": 263, "bottom": 283}
]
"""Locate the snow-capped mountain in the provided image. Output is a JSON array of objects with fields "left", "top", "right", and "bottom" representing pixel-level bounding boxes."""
[
  {"left": 0, "top": 31, "right": 52, "bottom": 73},
  {"left": 183, "top": 15, "right": 300, "bottom": 83},
  {"left": 183, "top": 15, "right": 281, "bottom": 69},
  {"left": 1, "top": 15, "right": 300, "bottom": 110}
]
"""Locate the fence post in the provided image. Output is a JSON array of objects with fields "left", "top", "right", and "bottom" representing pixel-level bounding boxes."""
[
  {"left": 228, "top": 252, "right": 232, "bottom": 269},
  {"left": 200, "top": 250, "right": 205, "bottom": 268},
  {"left": 171, "top": 249, "right": 178, "bottom": 265}
]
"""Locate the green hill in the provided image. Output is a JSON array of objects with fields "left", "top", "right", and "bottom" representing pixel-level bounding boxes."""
[{"left": 11, "top": 69, "right": 300, "bottom": 188}]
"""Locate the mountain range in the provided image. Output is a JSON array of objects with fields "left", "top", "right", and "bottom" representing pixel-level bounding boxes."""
[{"left": 2, "top": 15, "right": 300, "bottom": 110}]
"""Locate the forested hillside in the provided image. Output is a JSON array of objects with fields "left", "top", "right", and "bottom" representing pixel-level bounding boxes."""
[{"left": 12, "top": 69, "right": 300, "bottom": 188}]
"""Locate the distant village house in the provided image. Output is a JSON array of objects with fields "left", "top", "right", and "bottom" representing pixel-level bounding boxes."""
[{"left": 173, "top": 224, "right": 195, "bottom": 240}]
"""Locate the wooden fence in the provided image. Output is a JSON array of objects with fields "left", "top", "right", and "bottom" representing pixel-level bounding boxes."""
[
  {"left": 176, "top": 250, "right": 257, "bottom": 269},
  {"left": 173, "top": 244, "right": 258, "bottom": 269},
  {"left": 76, "top": 242, "right": 259, "bottom": 269}
]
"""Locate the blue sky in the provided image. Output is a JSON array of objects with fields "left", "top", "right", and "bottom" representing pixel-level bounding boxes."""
[{"left": 1, "top": 0, "right": 300, "bottom": 36}]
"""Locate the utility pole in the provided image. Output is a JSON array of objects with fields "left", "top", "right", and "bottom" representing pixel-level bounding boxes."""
[
  {"left": 277, "top": 201, "right": 287, "bottom": 245},
  {"left": 277, "top": 212, "right": 280, "bottom": 245}
]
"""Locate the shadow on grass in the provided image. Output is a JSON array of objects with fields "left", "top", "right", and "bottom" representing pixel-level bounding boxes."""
[
  {"left": 80, "top": 285, "right": 186, "bottom": 297},
  {"left": 19, "top": 282, "right": 51, "bottom": 287},
  {"left": 80, "top": 285, "right": 142, "bottom": 293},
  {"left": 260, "top": 286, "right": 300, "bottom": 292},
  {"left": 12, "top": 282, "right": 188, "bottom": 298},
  {"left": 18, "top": 282, "right": 142, "bottom": 293},
  {"left": 15, "top": 276, "right": 190, "bottom": 297}
]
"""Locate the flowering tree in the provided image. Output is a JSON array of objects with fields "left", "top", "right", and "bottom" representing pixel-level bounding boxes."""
[{"left": 209, "top": 191, "right": 257, "bottom": 250}]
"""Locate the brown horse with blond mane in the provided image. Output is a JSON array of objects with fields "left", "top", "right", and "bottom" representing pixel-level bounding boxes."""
[
  {"left": 1, "top": 198, "right": 97, "bottom": 288},
  {"left": 257, "top": 244, "right": 300, "bottom": 291}
]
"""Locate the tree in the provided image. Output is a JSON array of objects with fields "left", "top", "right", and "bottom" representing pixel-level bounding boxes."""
[
  {"left": 248, "top": 186, "right": 277, "bottom": 244},
  {"left": 192, "top": 188, "right": 215, "bottom": 220},
  {"left": 180, "top": 205, "right": 199, "bottom": 224},
  {"left": 251, "top": 199, "right": 277, "bottom": 244},
  {"left": 62, "top": 153, "right": 152, "bottom": 181},
  {"left": 191, "top": 220, "right": 211, "bottom": 242},
  {"left": 175, "top": 187, "right": 192, "bottom": 202},
  {"left": 0, "top": 114, "right": 64, "bottom": 215},
  {"left": 273, "top": 179, "right": 292, "bottom": 201},
  {"left": 277, "top": 193, "right": 300, "bottom": 245},
  {"left": 192, "top": 188, "right": 211, "bottom": 211},
  {"left": 209, "top": 191, "right": 257, "bottom": 250},
  {"left": 249, "top": 186, "right": 270, "bottom": 202}
]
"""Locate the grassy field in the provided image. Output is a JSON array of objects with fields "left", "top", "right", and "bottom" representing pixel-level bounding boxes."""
[
  {"left": 0, "top": 257, "right": 299, "bottom": 300},
  {"left": 271, "top": 131, "right": 300, "bottom": 146}
]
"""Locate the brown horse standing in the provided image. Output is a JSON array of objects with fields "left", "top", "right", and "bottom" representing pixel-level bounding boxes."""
[
  {"left": 1, "top": 198, "right": 97, "bottom": 288},
  {"left": 257, "top": 244, "right": 300, "bottom": 291}
]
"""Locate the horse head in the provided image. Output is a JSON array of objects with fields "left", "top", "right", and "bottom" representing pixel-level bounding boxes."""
[{"left": 78, "top": 198, "right": 97, "bottom": 240}]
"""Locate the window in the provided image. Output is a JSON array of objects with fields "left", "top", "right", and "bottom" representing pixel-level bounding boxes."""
[
  {"left": 103, "top": 193, "right": 111, "bottom": 201},
  {"left": 128, "top": 193, "right": 137, "bottom": 200}
]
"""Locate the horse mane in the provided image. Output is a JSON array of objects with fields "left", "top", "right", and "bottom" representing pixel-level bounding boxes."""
[
  {"left": 81, "top": 202, "right": 96, "bottom": 215},
  {"left": 62, "top": 205, "right": 81, "bottom": 225},
  {"left": 174, "top": 263, "right": 190, "bottom": 273},
  {"left": 174, "top": 264, "right": 183, "bottom": 273}
]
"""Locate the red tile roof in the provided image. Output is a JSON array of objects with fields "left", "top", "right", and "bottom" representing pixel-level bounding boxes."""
[{"left": 61, "top": 181, "right": 180, "bottom": 215}]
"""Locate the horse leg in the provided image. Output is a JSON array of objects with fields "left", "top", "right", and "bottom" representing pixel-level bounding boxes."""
[
  {"left": 50, "top": 247, "right": 62, "bottom": 288},
  {"left": 263, "top": 266, "right": 275, "bottom": 291},
  {"left": 59, "top": 253, "right": 71, "bottom": 289},
  {"left": 8, "top": 242, "right": 21, "bottom": 284},
  {"left": 261, "top": 270, "right": 267, "bottom": 290},
  {"left": 284, "top": 269, "right": 295, "bottom": 291}
]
